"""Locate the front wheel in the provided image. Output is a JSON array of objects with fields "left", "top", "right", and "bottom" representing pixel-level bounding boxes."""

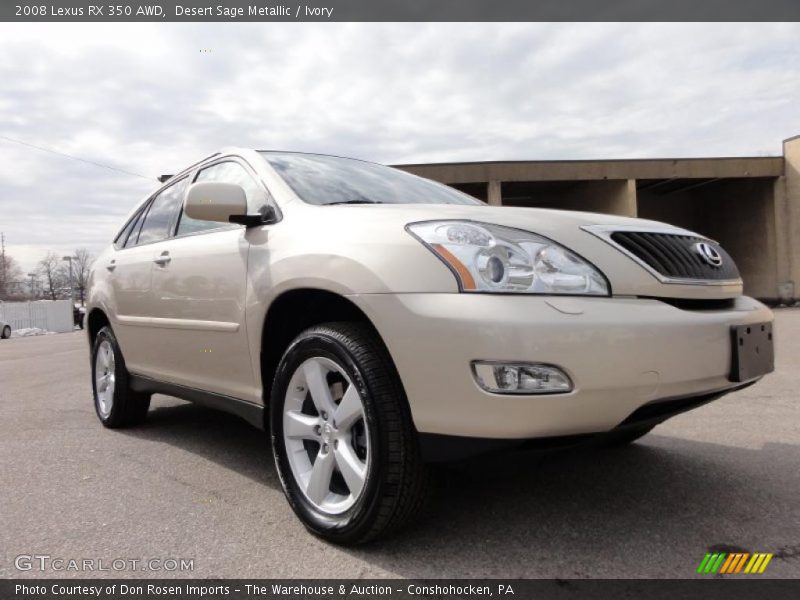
[
  {"left": 270, "top": 322, "right": 428, "bottom": 544},
  {"left": 91, "top": 326, "right": 150, "bottom": 428},
  {"left": 1, "top": 325, "right": 10, "bottom": 339}
]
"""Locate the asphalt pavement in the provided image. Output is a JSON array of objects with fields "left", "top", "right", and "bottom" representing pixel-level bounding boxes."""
[{"left": 1, "top": 311, "right": 799, "bottom": 579}]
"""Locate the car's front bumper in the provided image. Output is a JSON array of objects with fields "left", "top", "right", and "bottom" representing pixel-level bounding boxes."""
[{"left": 351, "top": 293, "right": 773, "bottom": 439}]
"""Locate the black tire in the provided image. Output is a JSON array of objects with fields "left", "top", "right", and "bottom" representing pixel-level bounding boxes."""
[
  {"left": 270, "top": 322, "right": 428, "bottom": 545},
  {"left": 1, "top": 326, "right": 10, "bottom": 339},
  {"left": 91, "top": 325, "right": 151, "bottom": 428},
  {"left": 602, "top": 424, "right": 655, "bottom": 447}
]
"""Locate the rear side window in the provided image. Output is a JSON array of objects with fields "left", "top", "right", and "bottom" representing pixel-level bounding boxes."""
[
  {"left": 115, "top": 209, "right": 142, "bottom": 249},
  {"left": 136, "top": 178, "right": 188, "bottom": 245},
  {"left": 122, "top": 209, "right": 146, "bottom": 248}
]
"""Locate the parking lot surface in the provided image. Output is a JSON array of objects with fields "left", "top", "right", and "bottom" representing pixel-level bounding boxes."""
[{"left": 1, "top": 311, "right": 799, "bottom": 579}]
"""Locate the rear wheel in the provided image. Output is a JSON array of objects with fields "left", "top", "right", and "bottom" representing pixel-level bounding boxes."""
[
  {"left": 270, "top": 322, "right": 428, "bottom": 544},
  {"left": 1, "top": 325, "right": 10, "bottom": 339},
  {"left": 91, "top": 326, "right": 150, "bottom": 428}
]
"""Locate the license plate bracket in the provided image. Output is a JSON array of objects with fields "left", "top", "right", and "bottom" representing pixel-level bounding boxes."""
[{"left": 729, "top": 322, "right": 774, "bottom": 382}]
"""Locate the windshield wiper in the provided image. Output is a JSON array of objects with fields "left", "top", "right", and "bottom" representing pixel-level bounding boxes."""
[{"left": 325, "top": 199, "right": 385, "bottom": 205}]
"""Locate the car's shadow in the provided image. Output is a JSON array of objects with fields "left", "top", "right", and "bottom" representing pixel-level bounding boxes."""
[
  {"left": 120, "top": 396, "right": 799, "bottom": 578},
  {"left": 120, "top": 397, "right": 277, "bottom": 488}
]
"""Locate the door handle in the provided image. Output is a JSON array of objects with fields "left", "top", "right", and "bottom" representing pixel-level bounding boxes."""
[
  {"left": 154, "top": 252, "right": 171, "bottom": 266},
  {"left": 106, "top": 260, "right": 116, "bottom": 271}
]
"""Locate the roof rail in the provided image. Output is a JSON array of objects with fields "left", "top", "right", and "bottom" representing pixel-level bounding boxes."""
[{"left": 156, "top": 152, "right": 222, "bottom": 185}]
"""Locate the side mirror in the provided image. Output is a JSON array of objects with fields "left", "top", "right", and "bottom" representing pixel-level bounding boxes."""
[{"left": 185, "top": 182, "right": 248, "bottom": 223}]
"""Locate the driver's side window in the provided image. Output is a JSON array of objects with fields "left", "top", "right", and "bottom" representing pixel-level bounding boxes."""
[{"left": 176, "top": 161, "right": 268, "bottom": 236}]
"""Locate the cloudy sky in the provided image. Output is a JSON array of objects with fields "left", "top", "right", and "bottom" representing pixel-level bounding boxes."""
[{"left": 1, "top": 22, "right": 799, "bottom": 273}]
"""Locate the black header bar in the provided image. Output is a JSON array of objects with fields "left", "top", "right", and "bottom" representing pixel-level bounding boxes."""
[
  {"left": 3, "top": 579, "right": 800, "bottom": 600},
  {"left": 4, "top": 0, "right": 800, "bottom": 22}
]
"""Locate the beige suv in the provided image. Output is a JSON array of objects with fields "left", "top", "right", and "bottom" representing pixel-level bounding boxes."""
[{"left": 86, "top": 149, "right": 774, "bottom": 543}]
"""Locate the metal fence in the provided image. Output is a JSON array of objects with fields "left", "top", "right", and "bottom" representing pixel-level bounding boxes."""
[{"left": 0, "top": 300, "right": 74, "bottom": 333}]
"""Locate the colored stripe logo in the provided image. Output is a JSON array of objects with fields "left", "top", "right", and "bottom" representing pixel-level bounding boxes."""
[{"left": 697, "top": 552, "right": 773, "bottom": 574}]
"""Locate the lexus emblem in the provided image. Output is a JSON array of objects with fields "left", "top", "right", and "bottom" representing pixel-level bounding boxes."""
[{"left": 694, "top": 242, "right": 723, "bottom": 268}]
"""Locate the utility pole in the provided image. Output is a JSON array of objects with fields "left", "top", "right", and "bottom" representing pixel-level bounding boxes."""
[{"left": 27, "top": 273, "right": 37, "bottom": 299}]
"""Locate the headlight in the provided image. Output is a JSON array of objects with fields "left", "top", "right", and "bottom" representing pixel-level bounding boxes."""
[{"left": 407, "top": 221, "right": 609, "bottom": 295}]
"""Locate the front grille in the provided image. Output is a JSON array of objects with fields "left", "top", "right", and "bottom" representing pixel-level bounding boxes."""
[{"left": 610, "top": 231, "right": 740, "bottom": 281}]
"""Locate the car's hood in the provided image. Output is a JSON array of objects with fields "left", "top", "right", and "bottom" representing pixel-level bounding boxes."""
[{"left": 322, "top": 202, "right": 673, "bottom": 233}]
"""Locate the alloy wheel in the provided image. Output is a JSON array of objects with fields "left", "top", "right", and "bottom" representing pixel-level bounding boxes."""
[
  {"left": 282, "top": 356, "right": 370, "bottom": 514},
  {"left": 95, "top": 339, "right": 116, "bottom": 418}
]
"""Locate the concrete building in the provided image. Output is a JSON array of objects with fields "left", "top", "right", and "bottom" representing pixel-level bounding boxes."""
[{"left": 398, "top": 136, "right": 800, "bottom": 304}]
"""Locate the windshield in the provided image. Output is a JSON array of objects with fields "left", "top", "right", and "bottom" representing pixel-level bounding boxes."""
[{"left": 259, "top": 152, "right": 482, "bottom": 206}]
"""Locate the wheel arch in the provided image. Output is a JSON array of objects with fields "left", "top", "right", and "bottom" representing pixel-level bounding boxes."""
[
  {"left": 87, "top": 308, "right": 111, "bottom": 347},
  {"left": 259, "top": 288, "right": 402, "bottom": 421}
]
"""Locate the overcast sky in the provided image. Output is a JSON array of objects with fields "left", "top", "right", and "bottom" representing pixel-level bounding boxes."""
[{"left": 1, "top": 22, "right": 799, "bottom": 273}]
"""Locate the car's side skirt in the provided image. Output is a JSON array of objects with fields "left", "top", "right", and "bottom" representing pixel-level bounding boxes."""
[{"left": 128, "top": 374, "right": 265, "bottom": 430}]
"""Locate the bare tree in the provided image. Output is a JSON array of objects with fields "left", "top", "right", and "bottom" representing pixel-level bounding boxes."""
[
  {"left": 37, "top": 252, "right": 67, "bottom": 301},
  {"left": 72, "top": 248, "right": 94, "bottom": 306},
  {"left": 0, "top": 233, "right": 24, "bottom": 300}
]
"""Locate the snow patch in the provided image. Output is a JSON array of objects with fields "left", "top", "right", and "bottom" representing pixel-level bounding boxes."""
[{"left": 10, "top": 328, "right": 55, "bottom": 337}]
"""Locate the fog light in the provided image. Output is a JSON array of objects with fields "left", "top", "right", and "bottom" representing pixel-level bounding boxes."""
[{"left": 471, "top": 361, "right": 573, "bottom": 394}]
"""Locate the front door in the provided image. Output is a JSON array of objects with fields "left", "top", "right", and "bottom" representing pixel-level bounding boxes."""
[
  {"left": 147, "top": 159, "right": 271, "bottom": 402},
  {"left": 148, "top": 227, "right": 253, "bottom": 399}
]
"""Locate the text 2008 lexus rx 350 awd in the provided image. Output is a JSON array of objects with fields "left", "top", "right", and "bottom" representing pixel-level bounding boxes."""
[{"left": 86, "top": 149, "right": 774, "bottom": 543}]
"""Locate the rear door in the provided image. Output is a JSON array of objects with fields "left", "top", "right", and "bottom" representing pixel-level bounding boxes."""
[
  {"left": 107, "top": 199, "right": 154, "bottom": 374},
  {"left": 110, "top": 178, "right": 187, "bottom": 377},
  {"left": 147, "top": 159, "right": 271, "bottom": 401}
]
